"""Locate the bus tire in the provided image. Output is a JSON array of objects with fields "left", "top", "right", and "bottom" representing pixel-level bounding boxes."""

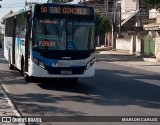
[
  {"left": 24, "top": 74, "right": 31, "bottom": 82},
  {"left": 20, "top": 57, "right": 24, "bottom": 75},
  {"left": 8, "top": 52, "right": 14, "bottom": 70}
]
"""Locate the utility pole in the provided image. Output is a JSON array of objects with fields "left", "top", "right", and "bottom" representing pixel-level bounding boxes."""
[
  {"left": 104, "top": 0, "right": 108, "bottom": 46},
  {"left": 111, "top": 8, "right": 116, "bottom": 50},
  {"left": 104, "top": 0, "right": 108, "bottom": 17},
  {"left": 111, "top": 3, "right": 122, "bottom": 50},
  {"left": 116, "top": 2, "right": 121, "bottom": 34}
]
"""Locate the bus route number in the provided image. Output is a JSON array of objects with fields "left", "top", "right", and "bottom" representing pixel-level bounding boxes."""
[{"left": 41, "top": 6, "right": 48, "bottom": 13}]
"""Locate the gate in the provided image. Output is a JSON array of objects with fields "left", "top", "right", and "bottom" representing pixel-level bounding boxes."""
[{"left": 142, "top": 39, "right": 155, "bottom": 56}]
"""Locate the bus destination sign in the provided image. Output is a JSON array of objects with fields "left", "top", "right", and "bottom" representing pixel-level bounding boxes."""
[{"left": 40, "top": 6, "right": 91, "bottom": 15}]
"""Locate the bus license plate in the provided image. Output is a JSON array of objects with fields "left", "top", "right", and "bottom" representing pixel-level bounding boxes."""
[{"left": 61, "top": 70, "right": 72, "bottom": 75}]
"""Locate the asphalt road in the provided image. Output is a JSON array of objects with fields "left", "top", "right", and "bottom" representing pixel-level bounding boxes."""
[{"left": 0, "top": 50, "right": 160, "bottom": 125}]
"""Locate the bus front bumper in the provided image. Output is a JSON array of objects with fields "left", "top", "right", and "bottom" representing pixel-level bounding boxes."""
[{"left": 29, "top": 62, "right": 95, "bottom": 78}]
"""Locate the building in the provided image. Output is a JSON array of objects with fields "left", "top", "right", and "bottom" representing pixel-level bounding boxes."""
[
  {"left": 143, "top": 11, "right": 160, "bottom": 60},
  {"left": 113, "top": 0, "right": 149, "bottom": 55},
  {"left": 84, "top": 0, "right": 160, "bottom": 59},
  {"left": 115, "top": 0, "right": 160, "bottom": 60},
  {"left": 84, "top": 0, "right": 114, "bottom": 46},
  {"left": 0, "top": 24, "right": 5, "bottom": 48}
]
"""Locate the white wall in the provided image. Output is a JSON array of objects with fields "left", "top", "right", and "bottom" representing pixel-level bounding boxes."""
[
  {"left": 155, "top": 33, "right": 160, "bottom": 60},
  {"left": 116, "top": 33, "right": 132, "bottom": 52},
  {"left": 149, "top": 9, "right": 157, "bottom": 19},
  {"left": 114, "top": 0, "right": 137, "bottom": 21},
  {"left": 121, "top": 11, "right": 135, "bottom": 20},
  {"left": 136, "top": 35, "right": 141, "bottom": 54},
  {"left": 0, "top": 24, "right": 5, "bottom": 34},
  {"left": 125, "top": 0, "right": 137, "bottom": 12}
]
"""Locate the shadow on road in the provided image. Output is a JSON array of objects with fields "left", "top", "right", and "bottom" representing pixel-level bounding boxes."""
[
  {"left": 0, "top": 58, "right": 8, "bottom": 64},
  {"left": 1, "top": 66, "right": 160, "bottom": 116}
]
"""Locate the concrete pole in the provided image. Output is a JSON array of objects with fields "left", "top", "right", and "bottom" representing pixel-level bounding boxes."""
[
  {"left": 111, "top": 24, "right": 114, "bottom": 48},
  {"left": 112, "top": 8, "right": 116, "bottom": 49},
  {"left": 104, "top": 0, "right": 108, "bottom": 46}
]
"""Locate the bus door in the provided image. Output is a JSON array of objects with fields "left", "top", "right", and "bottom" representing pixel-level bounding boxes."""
[
  {"left": 24, "top": 13, "right": 31, "bottom": 72},
  {"left": 12, "top": 17, "right": 17, "bottom": 65}
]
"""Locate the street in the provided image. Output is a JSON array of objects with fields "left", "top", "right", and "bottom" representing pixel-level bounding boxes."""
[
  {"left": 0, "top": 49, "right": 160, "bottom": 125},
  {"left": 1, "top": 0, "right": 160, "bottom": 125}
]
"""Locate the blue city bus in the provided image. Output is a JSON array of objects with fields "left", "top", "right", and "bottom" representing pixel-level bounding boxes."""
[{"left": 4, "top": 2, "right": 96, "bottom": 82}]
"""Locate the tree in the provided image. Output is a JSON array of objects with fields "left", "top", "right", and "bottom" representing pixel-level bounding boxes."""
[
  {"left": 95, "top": 12, "right": 111, "bottom": 36},
  {"left": 142, "top": 0, "right": 160, "bottom": 9},
  {"left": 95, "top": 12, "right": 111, "bottom": 45}
]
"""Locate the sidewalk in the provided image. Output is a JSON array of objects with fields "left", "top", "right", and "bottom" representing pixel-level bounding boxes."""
[
  {"left": 0, "top": 85, "right": 20, "bottom": 125},
  {"left": 0, "top": 48, "right": 20, "bottom": 125},
  {"left": 96, "top": 46, "right": 160, "bottom": 74}
]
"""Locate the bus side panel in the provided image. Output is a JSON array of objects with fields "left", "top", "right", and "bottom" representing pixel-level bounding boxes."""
[
  {"left": 4, "top": 36, "right": 13, "bottom": 62},
  {"left": 15, "top": 38, "right": 25, "bottom": 70}
]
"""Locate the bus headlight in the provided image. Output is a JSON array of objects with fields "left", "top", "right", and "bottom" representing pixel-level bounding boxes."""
[
  {"left": 86, "top": 57, "right": 95, "bottom": 69},
  {"left": 39, "top": 61, "right": 45, "bottom": 69},
  {"left": 33, "top": 57, "right": 38, "bottom": 64},
  {"left": 33, "top": 57, "right": 45, "bottom": 69}
]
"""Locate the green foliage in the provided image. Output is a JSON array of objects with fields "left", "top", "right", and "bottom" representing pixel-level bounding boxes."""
[
  {"left": 143, "top": 0, "right": 160, "bottom": 8},
  {"left": 95, "top": 12, "right": 111, "bottom": 36}
]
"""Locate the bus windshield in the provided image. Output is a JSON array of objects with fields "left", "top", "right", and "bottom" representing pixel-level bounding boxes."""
[{"left": 33, "top": 18, "right": 95, "bottom": 51}]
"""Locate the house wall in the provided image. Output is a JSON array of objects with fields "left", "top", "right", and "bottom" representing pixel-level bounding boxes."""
[
  {"left": 114, "top": 0, "right": 137, "bottom": 20},
  {"left": 116, "top": 33, "right": 132, "bottom": 53},
  {"left": 114, "top": 0, "right": 137, "bottom": 12},
  {"left": 150, "top": 9, "right": 157, "bottom": 19},
  {"left": 116, "top": 38, "right": 131, "bottom": 51},
  {"left": 155, "top": 13, "right": 160, "bottom": 59},
  {"left": 136, "top": 34, "right": 141, "bottom": 54},
  {"left": 157, "top": 13, "right": 160, "bottom": 24},
  {"left": 125, "top": 0, "right": 137, "bottom": 12},
  {"left": 115, "top": 0, "right": 139, "bottom": 54},
  {"left": 155, "top": 32, "right": 160, "bottom": 60},
  {"left": 116, "top": 32, "right": 142, "bottom": 54}
]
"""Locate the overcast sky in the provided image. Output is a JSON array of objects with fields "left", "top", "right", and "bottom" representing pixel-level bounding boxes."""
[{"left": 0, "top": 0, "right": 80, "bottom": 20}]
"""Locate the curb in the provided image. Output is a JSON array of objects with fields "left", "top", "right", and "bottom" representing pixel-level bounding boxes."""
[
  {"left": 0, "top": 84, "right": 26, "bottom": 125},
  {"left": 96, "top": 46, "right": 112, "bottom": 51},
  {"left": 143, "top": 58, "right": 159, "bottom": 63}
]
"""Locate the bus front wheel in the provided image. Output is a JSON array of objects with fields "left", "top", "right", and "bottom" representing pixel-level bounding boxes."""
[
  {"left": 20, "top": 58, "right": 25, "bottom": 75},
  {"left": 24, "top": 73, "right": 32, "bottom": 82},
  {"left": 8, "top": 53, "right": 14, "bottom": 70}
]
